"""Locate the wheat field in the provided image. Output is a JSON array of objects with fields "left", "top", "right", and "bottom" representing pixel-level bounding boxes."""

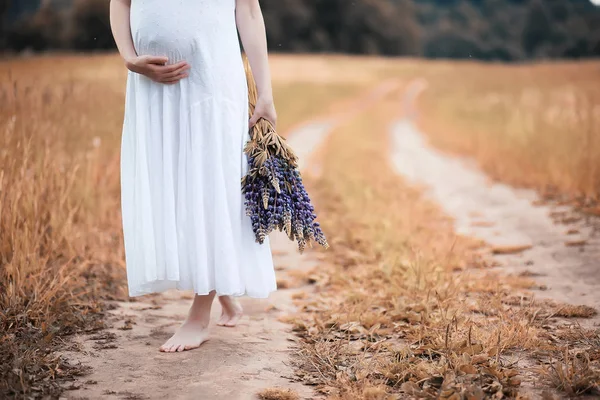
[{"left": 1, "top": 53, "right": 599, "bottom": 398}]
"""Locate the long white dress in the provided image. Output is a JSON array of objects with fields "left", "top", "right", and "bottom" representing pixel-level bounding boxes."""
[{"left": 120, "top": 0, "right": 276, "bottom": 298}]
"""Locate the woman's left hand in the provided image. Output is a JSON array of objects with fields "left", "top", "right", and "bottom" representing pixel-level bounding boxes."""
[{"left": 249, "top": 97, "right": 277, "bottom": 129}]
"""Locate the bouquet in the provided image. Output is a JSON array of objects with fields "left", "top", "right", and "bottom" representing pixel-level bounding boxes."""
[{"left": 241, "top": 55, "right": 328, "bottom": 253}]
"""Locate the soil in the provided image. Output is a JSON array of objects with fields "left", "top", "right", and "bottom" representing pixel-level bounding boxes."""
[
  {"left": 60, "top": 121, "right": 335, "bottom": 400},
  {"left": 61, "top": 79, "right": 591, "bottom": 400},
  {"left": 391, "top": 81, "right": 600, "bottom": 327},
  {"left": 60, "top": 82, "right": 399, "bottom": 400}
]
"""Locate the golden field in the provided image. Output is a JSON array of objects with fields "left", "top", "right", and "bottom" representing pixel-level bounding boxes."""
[
  {"left": 1, "top": 53, "right": 599, "bottom": 398},
  {"left": 0, "top": 53, "right": 369, "bottom": 397},
  {"left": 292, "top": 76, "right": 599, "bottom": 399},
  {"left": 415, "top": 61, "right": 600, "bottom": 210}
]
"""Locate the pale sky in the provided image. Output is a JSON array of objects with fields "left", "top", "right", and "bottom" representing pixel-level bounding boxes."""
[{"left": 591, "top": 0, "right": 600, "bottom": 5}]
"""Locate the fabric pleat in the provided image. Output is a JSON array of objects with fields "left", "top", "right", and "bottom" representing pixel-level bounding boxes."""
[{"left": 120, "top": 0, "right": 276, "bottom": 298}]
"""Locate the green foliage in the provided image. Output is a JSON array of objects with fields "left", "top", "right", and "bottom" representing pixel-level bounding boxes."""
[
  {"left": 1, "top": 0, "right": 600, "bottom": 60},
  {"left": 262, "top": 0, "right": 421, "bottom": 55},
  {"left": 69, "top": 0, "right": 113, "bottom": 50}
]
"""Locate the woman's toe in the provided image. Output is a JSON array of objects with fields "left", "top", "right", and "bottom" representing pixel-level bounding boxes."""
[{"left": 159, "top": 342, "right": 170, "bottom": 352}]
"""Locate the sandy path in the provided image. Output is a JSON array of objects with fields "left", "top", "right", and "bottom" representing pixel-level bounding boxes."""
[
  {"left": 390, "top": 84, "right": 600, "bottom": 323},
  {"left": 61, "top": 127, "right": 332, "bottom": 400},
  {"left": 62, "top": 82, "right": 398, "bottom": 400},
  {"left": 63, "top": 231, "right": 320, "bottom": 400}
]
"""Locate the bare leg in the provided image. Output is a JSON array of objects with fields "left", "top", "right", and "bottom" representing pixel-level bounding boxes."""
[
  {"left": 217, "top": 295, "right": 244, "bottom": 327},
  {"left": 159, "top": 291, "right": 216, "bottom": 352}
]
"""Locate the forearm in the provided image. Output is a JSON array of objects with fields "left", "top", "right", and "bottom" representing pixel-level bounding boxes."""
[
  {"left": 110, "top": 0, "right": 137, "bottom": 64},
  {"left": 235, "top": 0, "right": 273, "bottom": 101}
]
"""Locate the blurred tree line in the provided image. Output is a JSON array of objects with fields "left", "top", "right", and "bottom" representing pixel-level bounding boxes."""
[{"left": 1, "top": 0, "right": 599, "bottom": 60}]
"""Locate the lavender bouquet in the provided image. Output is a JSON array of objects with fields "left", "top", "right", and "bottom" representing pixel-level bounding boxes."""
[{"left": 242, "top": 56, "right": 328, "bottom": 253}]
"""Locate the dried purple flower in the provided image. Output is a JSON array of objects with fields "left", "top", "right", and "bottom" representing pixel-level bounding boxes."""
[{"left": 240, "top": 58, "right": 328, "bottom": 253}]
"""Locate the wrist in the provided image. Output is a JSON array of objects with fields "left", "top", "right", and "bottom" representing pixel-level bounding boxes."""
[
  {"left": 257, "top": 94, "right": 273, "bottom": 104},
  {"left": 124, "top": 56, "right": 137, "bottom": 71},
  {"left": 257, "top": 83, "right": 273, "bottom": 103}
]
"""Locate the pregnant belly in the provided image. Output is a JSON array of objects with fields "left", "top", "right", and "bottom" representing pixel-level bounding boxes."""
[
  {"left": 132, "top": 19, "right": 201, "bottom": 63},
  {"left": 130, "top": 1, "right": 233, "bottom": 64},
  {"left": 129, "top": 1, "right": 243, "bottom": 90}
]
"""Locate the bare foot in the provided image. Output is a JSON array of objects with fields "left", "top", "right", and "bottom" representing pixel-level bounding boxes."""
[
  {"left": 159, "top": 291, "right": 215, "bottom": 352},
  {"left": 159, "top": 319, "right": 209, "bottom": 352},
  {"left": 217, "top": 296, "right": 243, "bottom": 327}
]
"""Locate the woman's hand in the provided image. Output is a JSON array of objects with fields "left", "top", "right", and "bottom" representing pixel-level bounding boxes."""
[
  {"left": 125, "top": 56, "right": 190, "bottom": 85},
  {"left": 249, "top": 97, "right": 277, "bottom": 128},
  {"left": 236, "top": 0, "right": 276, "bottom": 129}
]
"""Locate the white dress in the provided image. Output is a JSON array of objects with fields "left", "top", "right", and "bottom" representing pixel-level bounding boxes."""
[{"left": 120, "top": 0, "right": 276, "bottom": 298}]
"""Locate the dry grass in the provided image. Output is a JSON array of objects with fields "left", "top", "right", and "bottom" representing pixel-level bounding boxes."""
[
  {"left": 0, "top": 53, "right": 363, "bottom": 397},
  {"left": 415, "top": 60, "right": 600, "bottom": 211},
  {"left": 257, "top": 387, "right": 300, "bottom": 400},
  {"left": 291, "top": 85, "right": 600, "bottom": 398},
  {"left": 0, "top": 54, "right": 129, "bottom": 397},
  {"left": 3, "top": 52, "right": 599, "bottom": 399},
  {"left": 541, "top": 348, "right": 600, "bottom": 397},
  {"left": 552, "top": 305, "right": 598, "bottom": 319}
]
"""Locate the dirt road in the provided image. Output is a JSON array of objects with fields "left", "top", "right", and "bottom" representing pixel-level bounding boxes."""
[
  {"left": 61, "top": 119, "right": 334, "bottom": 400},
  {"left": 391, "top": 82, "right": 600, "bottom": 325},
  {"left": 61, "top": 82, "right": 399, "bottom": 400},
  {"left": 59, "top": 79, "right": 598, "bottom": 400},
  {"left": 63, "top": 232, "right": 320, "bottom": 400}
]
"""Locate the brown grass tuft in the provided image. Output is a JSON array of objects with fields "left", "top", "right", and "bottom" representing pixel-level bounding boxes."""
[
  {"left": 541, "top": 348, "right": 600, "bottom": 397},
  {"left": 257, "top": 387, "right": 300, "bottom": 400},
  {"left": 553, "top": 305, "right": 598, "bottom": 319}
]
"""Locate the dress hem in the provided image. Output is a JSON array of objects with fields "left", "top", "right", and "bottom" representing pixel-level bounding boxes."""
[{"left": 127, "top": 280, "right": 277, "bottom": 299}]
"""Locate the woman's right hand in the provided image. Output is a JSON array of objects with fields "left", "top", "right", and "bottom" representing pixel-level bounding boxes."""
[{"left": 125, "top": 55, "right": 190, "bottom": 84}]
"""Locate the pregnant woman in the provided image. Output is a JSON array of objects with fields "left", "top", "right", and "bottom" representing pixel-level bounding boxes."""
[{"left": 109, "top": 0, "right": 277, "bottom": 352}]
